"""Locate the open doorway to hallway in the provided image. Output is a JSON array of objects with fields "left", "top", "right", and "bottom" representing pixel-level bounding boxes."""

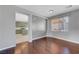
[{"left": 15, "top": 12, "right": 29, "bottom": 54}]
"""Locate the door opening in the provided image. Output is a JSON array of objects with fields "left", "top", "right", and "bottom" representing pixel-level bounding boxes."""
[{"left": 16, "top": 12, "right": 29, "bottom": 44}]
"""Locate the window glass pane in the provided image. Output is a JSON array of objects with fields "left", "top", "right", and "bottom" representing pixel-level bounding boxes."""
[{"left": 51, "top": 16, "right": 69, "bottom": 32}]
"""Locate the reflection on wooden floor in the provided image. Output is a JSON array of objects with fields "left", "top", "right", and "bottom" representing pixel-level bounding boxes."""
[
  {"left": 15, "top": 42, "right": 29, "bottom": 54},
  {"left": 15, "top": 37, "right": 79, "bottom": 54}
]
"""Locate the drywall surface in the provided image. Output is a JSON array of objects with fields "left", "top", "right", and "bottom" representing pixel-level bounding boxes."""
[
  {"left": 32, "top": 15, "right": 46, "bottom": 40},
  {"left": 16, "top": 6, "right": 46, "bottom": 42},
  {"left": 47, "top": 10, "right": 79, "bottom": 43},
  {"left": 16, "top": 6, "right": 33, "bottom": 42},
  {"left": 0, "top": 6, "right": 16, "bottom": 50}
]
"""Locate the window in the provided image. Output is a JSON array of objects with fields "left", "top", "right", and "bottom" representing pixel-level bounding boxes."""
[{"left": 51, "top": 16, "right": 69, "bottom": 32}]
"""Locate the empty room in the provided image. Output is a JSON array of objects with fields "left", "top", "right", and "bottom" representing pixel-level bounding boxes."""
[{"left": 0, "top": 5, "right": 79, "bottom": 54}]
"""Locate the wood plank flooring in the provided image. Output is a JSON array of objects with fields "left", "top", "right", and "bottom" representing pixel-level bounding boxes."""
[
  {"left": 15, "top": 42, "right": 29, "bottom": 54},
  {"left": 15, "top": 37, "right": 79, "bottom": 54}
]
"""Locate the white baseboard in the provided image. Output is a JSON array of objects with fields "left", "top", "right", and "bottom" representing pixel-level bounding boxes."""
[
  {"left": 27, "top": 34, "right": 79, "bottom": 44},
  {"left": 0, "top": 45, "right": 16, "bottom": 51},
  {"left": 46, "top": 35, "right": 79, "bottom": 44},
  {"left": 31, "top": 35, "right": 46, "bottom": 41}
]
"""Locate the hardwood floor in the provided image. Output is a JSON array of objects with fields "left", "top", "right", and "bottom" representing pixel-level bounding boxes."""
[
  {"left": 15, "top": 42, "right": 29, "bottom": 54},
  {"left": 0, "top": 47, "right": 15, "bottom": 54},
  {"left": 15, "top": 37, "right": 79, "bottom": 54},
  {"left": 51, "top": 37, "right": 79, "bottom": 54},
  {"left": 32, "top": 37, "right": 64, "bottom": 54}
]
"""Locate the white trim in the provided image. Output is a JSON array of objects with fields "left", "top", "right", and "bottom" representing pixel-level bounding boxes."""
[
  {"left": 46, "top": 35, "right": 79, "bottom": 44},
  {"left": 0, "top": 45, "right": 16, "bottom": 51},
  {"left": 28, "top": 34, "right": 79, "bottom": 44},
  {"left": 31, "top": 35, "right": 46, "bottom": 41}
]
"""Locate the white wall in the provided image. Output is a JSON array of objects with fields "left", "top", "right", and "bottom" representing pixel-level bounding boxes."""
[
  {"left": 0, "top": 6, "right": 16, "bottom": 50},
  {"left": 16, "top": 6, "right": 46, "bottom": 42},
  {"left": 32, "top": 15, "right": 46, "bottom": 40},
  {"left": 16, "top": 6, "right": 33, "bottom": 42},
  {"left": 47, "top": 10, "right": 79, "bottom": 43},
  {"left": 0, "top": 5, "right": 78, "bottom": 51}
]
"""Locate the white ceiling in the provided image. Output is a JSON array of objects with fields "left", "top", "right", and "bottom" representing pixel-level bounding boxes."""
[{"left": 18, "top": 5, "right": 79, "bottom": 18}]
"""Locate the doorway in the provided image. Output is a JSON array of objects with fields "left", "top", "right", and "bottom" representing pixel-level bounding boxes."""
[
  {"left": 16, "top": 12, "right": 28, "bottom": 43},
  {"left": 15, "top": 12, "right": 29, "bottom": 54}
]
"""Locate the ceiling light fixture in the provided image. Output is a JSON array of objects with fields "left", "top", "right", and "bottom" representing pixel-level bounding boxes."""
[{"left": 48, "top": 10, "right": 54, "bottom": 14}]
